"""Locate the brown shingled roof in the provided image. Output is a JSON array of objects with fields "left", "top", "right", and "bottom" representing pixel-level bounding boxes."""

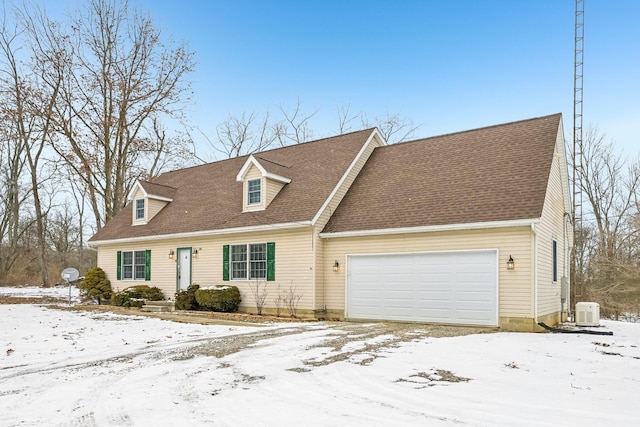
[
  {"left": 139, "top": 181, "right": 176, "bottom": 200},
  {"left": 89, "top": 128, "right": 376, "bottom": 242},
  {"left": 323, "top": 114, "right": 562, "bottom": 233}
]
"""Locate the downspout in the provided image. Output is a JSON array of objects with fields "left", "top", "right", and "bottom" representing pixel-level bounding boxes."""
[{"left": 531, "top": 223, "right": 538, "bottom": 324}]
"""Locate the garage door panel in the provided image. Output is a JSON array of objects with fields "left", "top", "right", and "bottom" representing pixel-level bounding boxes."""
[{"left": 347, "top": 250, "right": 497, "bottom": 326}]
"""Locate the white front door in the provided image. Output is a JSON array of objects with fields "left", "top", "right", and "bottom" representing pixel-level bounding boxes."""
[{"left": 177, "top": 248, "right": 192, "bottom": 291}]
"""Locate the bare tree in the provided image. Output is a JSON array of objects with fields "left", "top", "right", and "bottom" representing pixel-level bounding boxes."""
[
  {"left": 29, "top": 0, "right": 195, "bottom": 229},
  {"left": 212, "top": 111, "right": 279, "bottom": 158},
  {"left": 574, "top": 126, "right": 640, "bottom": 316},
  {"left": 0, "top": 8, "right": 64, "bottom": 286},
  {"left": 336, "top": 103, "right": 358, "bottom": 135},
  {"left": 361, "top": 111, "right": 420, "bottom": 143},
  {"left": 276, "top": 98, "right": 317, "bottom": 145}
]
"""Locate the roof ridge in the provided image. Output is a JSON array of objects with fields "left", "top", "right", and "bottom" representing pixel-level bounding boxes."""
[
  {"left": 393, "top": 113, "right": 562, "bottom": 147},
  {"left": 141, "top": 180, "right": 176, "bottom": 190},
  {"left": 254, "top": 156, "right": 290, "bottom": 169}
]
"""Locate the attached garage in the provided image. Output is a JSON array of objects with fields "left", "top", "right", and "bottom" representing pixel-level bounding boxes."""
[{"left": 346, "top": 250, "right": 498, "bottom": 326}]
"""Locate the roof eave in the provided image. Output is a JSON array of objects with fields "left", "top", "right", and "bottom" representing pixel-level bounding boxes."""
[
  {"left": 88, "top": 220, "right": 313, "bottom": 247},
  {"left": 319, "top": 218, "right": 541, "bottom": 239}
]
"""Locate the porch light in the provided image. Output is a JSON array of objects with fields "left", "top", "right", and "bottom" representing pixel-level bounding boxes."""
[
  {"left": 507, "top": 255, "right": 515, "bottom": 270},
  {"left": 193, "top": 248, "right": 200, "bottom": 259},
  {"left": 168, "top": 249, "right": 175, "bottom": 260},
  {"left": 333, "top": 260, "right": 340, "bottom": 272}
]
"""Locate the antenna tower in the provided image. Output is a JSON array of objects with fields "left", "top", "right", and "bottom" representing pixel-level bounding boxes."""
[{"left": 572, "top": 0, "right": 584, "bottom": 301}]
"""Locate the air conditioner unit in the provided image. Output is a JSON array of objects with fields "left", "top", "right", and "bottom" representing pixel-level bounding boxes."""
[{"left": 575, "top": 302, "right": 600, "bottom": 327}]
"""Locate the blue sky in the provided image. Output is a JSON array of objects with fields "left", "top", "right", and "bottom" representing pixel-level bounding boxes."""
[{"left": 62, "top": 1, "right": 640, "bottom": 157}]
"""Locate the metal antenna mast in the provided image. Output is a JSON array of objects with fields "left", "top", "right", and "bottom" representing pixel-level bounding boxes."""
[{"left": 572, "top": 0, "right": 584, "bottom": 302}]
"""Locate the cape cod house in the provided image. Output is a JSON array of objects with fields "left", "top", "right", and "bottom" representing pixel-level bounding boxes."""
[{"left": 89, "top": 113, "right": 572, "bottom": 331}]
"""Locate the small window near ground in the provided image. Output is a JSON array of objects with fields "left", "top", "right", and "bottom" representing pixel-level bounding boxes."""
[
  {"left": 135, "top": 199, "right": 145, "bottom": 220},
  {"left": 552, "top": 240, "right": 558, "bottom": 282},
  {"left": 248, "top": 179, "right": 261, "bottom": 205}
]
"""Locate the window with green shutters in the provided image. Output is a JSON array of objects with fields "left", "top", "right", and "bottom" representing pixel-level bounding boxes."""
[
  {"left": 223, "top": 242, "right": 274, "bottom": 281},
  {"left": 116, "top": 250, "right": 151, "bottom": 281}
]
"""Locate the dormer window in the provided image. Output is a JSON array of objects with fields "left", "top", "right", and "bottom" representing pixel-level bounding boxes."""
[
  {"left": 135, "top": 199, "right": 145, "bottom": 220},
  {"left": 248, "top": 179, "right": 261, "bottom": 205}
]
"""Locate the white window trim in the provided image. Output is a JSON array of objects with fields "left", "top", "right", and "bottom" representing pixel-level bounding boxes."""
[
  {"left": 230, "top": 243, "right": 267, "bottom": 280},
  {"left": 135, "top": 199, "right": 145, "bottom": 220},
  {"left": 122, "top": 250, "right": 146, "bottom": 281},
  {"left": 247, "top": 179, "right": 262, "bottom": 206}
]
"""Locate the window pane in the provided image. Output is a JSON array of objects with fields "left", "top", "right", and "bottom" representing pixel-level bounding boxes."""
[
  {"left": 248, "top": 179, "right": 261, "bottom": 204},
  {"left": 249, "top": 243, "right": 266, "bottom": 279},
  {"left": 136, "top": 199, "right": 145, "bottom": 219},
  {"left": 231, "top": 245, "right": 247, "bottom": 279},
  {"left": 123, "top": 251, "right": 133, "bottom": 265},
  {"left": 135, "top": 265, "right": 146, "bottom": 280},
  {"left": 123, "top": 265, "right": 133, "bottom": 279}
]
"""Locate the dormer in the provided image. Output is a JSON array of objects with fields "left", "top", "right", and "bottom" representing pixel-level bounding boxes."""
[
  {"left": 127, "top": 181, "right": 176, "bottom": 225},
  {"left": 236, "top": 155, "right": 291, "bottom": 212}
]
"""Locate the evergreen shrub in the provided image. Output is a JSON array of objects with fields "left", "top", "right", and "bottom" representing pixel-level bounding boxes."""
[
  {"left": 80, "top": 267, "right": 112, "bottom": 304},
  {"left": 112, "top": 285, "right": 165, "bottom": 308},
  {"left": 195, "top": 286, "right": 241, "bottom": 312},
  {"left": 175, "top": 283, "right": 200, "bottom": 310}
]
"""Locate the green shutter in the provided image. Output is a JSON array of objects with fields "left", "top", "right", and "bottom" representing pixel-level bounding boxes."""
[
  {"left": 145, "top": 249, "right": 151, "bottom": 281},
  {"left": 116, "top": 251, "right": 122, "bottom": 280},
  {"left": 266, "top": 242, "right": 275, "bottom": 281},
  {"left": 223, "top": 245, "right": 230, "bottom": 281}
]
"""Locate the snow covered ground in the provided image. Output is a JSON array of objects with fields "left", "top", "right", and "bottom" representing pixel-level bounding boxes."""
[{"left": 1, "top": 286, "right": 639, "bottom": 426}]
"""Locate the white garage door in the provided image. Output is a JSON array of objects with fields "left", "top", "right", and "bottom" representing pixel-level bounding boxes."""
[{"left": 347, "top": 250, "right": 498, "bottom": 326}]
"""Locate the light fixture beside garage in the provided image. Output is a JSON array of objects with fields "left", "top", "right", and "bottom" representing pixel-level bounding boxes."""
[
  {"left": 507, "top": 255, "right": 515, "bottom": 270},
  {"left": 333, "top": 260, "right": 340, "bottom": 272},
  {"left": 168, "top": 249, "right": 175, "bottom": 260}
]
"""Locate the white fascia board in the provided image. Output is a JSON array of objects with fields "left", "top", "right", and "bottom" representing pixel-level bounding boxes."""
[
  {"left": 311, "top": 129, "right": 384, "bottom": 225},
  {"left": 147, "top": 194, "right": 174, "bottom": 202},
  {"left": 237, "top": 155, "right": 291, "bottom": 183},
  {"left": 88, "top": 220, "right": 312, "bottom": 247},
  {"left": 126, "top": 181, "right": 147, "bottom": 201},
  {"left": 264, "top": 172, "right": 291, "bottom": 184},
  {"left": 319, "top": 218, "right": 541, "bottom": 239},
  {"left": 236, "top": 155, "right": 265, "bottom": 182}
]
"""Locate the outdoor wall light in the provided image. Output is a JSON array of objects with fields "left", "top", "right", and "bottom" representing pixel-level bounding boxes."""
[
  {"left": 193, "top": 248, "right": 200, "bottom": 259},
  {"left": 507, "top": 255, "right": 515, "bottom": 270},
  {"left": 168, "top": 249, "right": 175, "bottom": 260},
  {"left": 333, "top": 260, "right": 340, "bottom": 272}
]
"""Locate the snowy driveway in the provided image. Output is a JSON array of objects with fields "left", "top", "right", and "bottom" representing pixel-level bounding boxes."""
[{"left": 1, "top": 304, "right": 639, "bottom": 426}]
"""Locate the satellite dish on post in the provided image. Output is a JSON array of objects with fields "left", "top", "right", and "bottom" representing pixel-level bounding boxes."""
[
  {"left": 61, "top": 268, "right": 80, "bottom": 306},
  {"left": 61, "top": 268, "right": 80, "bottom": 283}
]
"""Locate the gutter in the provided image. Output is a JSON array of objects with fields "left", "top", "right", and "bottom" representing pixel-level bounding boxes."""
[
  {"left": 88, "top": 220, "right": 313, "bottom": 247},
  {"left": 320, "top": 218, "right": 541, "bottom": 239}
]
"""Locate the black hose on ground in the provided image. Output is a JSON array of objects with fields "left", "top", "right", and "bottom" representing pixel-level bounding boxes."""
[{"left": 538, "top": 322, "right": 613, "bottom": 336}]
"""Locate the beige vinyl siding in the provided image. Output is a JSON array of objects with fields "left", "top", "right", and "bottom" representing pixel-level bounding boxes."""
[
  {"left": 535, "top": 125, "right": 572, "bottom": 317},
  {"left": 313, "top": 227, "right": 326, "bottom": 311},
  {"left": 265, "top": 179, "right": 286, "bottom": 205},
  {"left": 96, "top": 226, "right": 315, "bottom": 311},
  {"left": 323, "top": 226, "right": 533, "bottom": 318},
  {"left": 242, "top": 166, "right": 265, "bottom": 211},
  {"left": 131, "top": 188, "right": 146, "bottom": 224},
  {"left": 147, "top": 198, "right": 168, "bottom": 220},
  {"left": 312, "top": 134, "right": 383, "bottom": 309}
]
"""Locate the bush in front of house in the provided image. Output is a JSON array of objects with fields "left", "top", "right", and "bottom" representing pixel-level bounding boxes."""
[
  {"left": 112, "top": 285, "right": 165, "bottom": 308},
  {"left": 80, "top": 267, "right": 112, "bottom": 304},
  {"left": 175, "top": 283, "right": 200, "bottom": 310},
  {"left": 195, "top": 285, "right": 241, "bottom": 312}
]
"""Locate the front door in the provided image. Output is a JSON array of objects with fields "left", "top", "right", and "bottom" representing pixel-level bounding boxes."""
[{"left": 177, "top": 247, "right": 192, "bottom": 291}]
